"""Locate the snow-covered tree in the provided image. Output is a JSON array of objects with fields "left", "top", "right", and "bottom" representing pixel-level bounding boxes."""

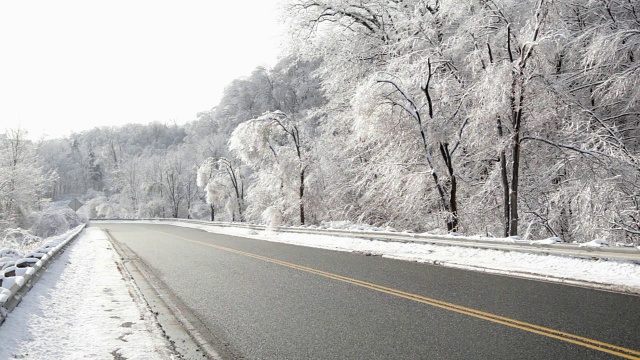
[
  {"left": 197, "top": 157, "right": 245, "bottom": 221},
  {"left": 0, "top": 128, "right": 56, "bottom": 228},
  {"left": 230, "top": 111, "right": 311, "bottom": 224},
  {"left": 284, "top": 0, "right": 476, "bottom": 231}
]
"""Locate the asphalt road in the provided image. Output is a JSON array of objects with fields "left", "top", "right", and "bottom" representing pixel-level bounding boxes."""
[{"left": 97, "top": 222, "right": 640, "bottom": 360}]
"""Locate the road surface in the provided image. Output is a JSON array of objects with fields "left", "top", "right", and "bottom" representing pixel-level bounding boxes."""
[{"left": 97, "top": 222, "right": 640, "bottom": 359}]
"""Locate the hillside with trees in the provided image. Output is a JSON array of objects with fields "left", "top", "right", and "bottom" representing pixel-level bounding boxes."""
[{"left": 2, "top": 0, "right": 639, "bottom": 245}]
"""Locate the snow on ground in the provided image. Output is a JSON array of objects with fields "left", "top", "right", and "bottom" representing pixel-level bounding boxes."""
[
  {"left": 0, "top": 227, "right": 176, "bottom": 360},
  {"left": 579, "top": 239, "right": 610, "bottom": 247},
  {"left": 529, "top": 237, "right": 563, "bottom": 245},
  {"left": 155, "top": 221, "right": 640, "bottom": 294}
]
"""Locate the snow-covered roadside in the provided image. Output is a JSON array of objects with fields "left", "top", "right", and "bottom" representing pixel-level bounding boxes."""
[
  {"left": 154, "top": 221, "right": 640, "bottom": 294},
  {"left": 0, "top": 227, "right": 176, "bottom": 360}
]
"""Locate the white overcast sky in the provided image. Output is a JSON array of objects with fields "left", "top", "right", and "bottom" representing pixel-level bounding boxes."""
[{"left": 0, "top": 1, "right": 285, "bottom": 140}]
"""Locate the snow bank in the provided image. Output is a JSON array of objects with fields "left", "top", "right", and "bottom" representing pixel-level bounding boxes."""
[
  {"left": 160, "top": 221, "right": 640, "bottom": 293},
  {"left": 530, "top": 237, "right": 563, "bottom": 245},
  {"left": 0, "top": 227, "right": 174, "bottom": 359},
  {"left": 579, "top": 239, "right": 609, "bottom": 248},
  {"left": 317, "top": 220, "right": 397, "bottom": 232}
]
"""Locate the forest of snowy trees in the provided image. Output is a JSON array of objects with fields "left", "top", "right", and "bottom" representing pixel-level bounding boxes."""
[{"left": 1, "top": 0, "right": 639, "bottom": 244}]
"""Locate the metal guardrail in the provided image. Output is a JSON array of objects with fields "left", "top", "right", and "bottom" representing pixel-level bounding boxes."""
[
  {"left": 0, "top": 224, "right": 86, "bottom": 326},
  {"left": 90, "top": 218, "right": 640, "bottom": 262}
]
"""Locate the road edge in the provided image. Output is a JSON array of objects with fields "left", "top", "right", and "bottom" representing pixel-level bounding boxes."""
[{"left": 103, "top": 228, "right": 237, "bottom": 360}]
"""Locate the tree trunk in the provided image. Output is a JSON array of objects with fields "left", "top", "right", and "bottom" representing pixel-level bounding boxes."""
[
  {"left": 210, "top": 204, "right": 215, "bottom": 221},
  {"left": 299, "top": 167, "right": 306, "bottom": 225},
  {"left": 500, "top": 151, "right": 510, "bottom": 237},
  {"left": 230, "top": 173, "right": 243, "bottom": 221},
  {"left": 509, "top": 128, "right": 521, "bottom": 236},
  {"left": 439, "top": 143, "right": 458, "bottom": 232},
  {"left": 508, "top": 75, "right": 525, "bottom": 236},
  {"left": 497, "top": 117, "right": 510, "bottom": 237},
  {"left": 448, "top": 171, "right": 458, "bottom": 232}
]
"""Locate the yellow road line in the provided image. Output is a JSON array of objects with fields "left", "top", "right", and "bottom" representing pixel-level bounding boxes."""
[{"left": 142, "top": 227, "right": 640, "bottom": 359}]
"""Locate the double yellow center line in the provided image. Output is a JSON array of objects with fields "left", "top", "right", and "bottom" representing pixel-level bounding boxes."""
[{"left": 145, "top": 227, "right": 640, "bottom": 359}]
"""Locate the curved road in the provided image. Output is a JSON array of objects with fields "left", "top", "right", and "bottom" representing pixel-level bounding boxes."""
[{"left": 97, "top": 222, "right": 640, "bottom": 359}]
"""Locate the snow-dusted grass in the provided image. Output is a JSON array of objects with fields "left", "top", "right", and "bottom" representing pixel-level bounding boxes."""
[
  {"left": 1, "top": 207, "right": 88, "bottom": 262},
  {"left": 30, "top": 208, "right": 87, "bottom": 238},
  {"left": 0, "top": 228, "right": 42, "bottom": 258},
  {"left": 0, "top": 227, "right": 175, "bottom": 359},
  {"left": 149, "top": 220, "right": 640, "bottom": 294}
]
